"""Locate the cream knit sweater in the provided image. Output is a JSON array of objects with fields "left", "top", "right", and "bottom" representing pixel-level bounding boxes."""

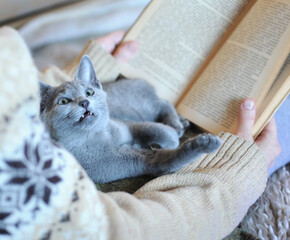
[{"left": 0, "top": 27, "right": 268, "bottom": 240}]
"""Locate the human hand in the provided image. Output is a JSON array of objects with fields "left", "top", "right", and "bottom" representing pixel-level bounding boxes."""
[
  {"left": 235, "top": 98, "right": 281, "bottom": 168},
  {"left": 95, "top": 31, "right": 138, "bottom": 65}
]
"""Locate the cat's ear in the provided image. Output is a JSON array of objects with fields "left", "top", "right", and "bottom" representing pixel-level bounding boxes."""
[
  {"left": 75, "top": 55, "right": 102, "bottom": 89},
  {"left": 39, "top": 81, "right": 52, "bottom": 95},
  {"left": 39, "top": 81, "right": 52, "bottom": 113}
]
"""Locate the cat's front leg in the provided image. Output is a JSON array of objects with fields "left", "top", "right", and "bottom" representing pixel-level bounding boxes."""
[
  {"left": 146, "top": 133, "right": 222, "bottom": 175},
  {"left": 158, "top": 100, "right": 190, "bottom": 137},
  {"left": 128, "top": 122, "right": 179, "bottom": 149},
  {"left": 167, "top": 133, "right": 222, "bottom": 172}
]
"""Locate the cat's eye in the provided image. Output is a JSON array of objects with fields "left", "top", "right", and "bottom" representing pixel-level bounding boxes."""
[
  {"left": 85, "top": 89, "right": 95, "bottom": 97},
  {"left": 58, "top": 98, "right": 70, "bottom": 105}
]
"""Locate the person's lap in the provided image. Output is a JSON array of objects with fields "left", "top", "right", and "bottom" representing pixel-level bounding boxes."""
[{"left": 268, "top": 95, "right": 290, "bottom": 175}]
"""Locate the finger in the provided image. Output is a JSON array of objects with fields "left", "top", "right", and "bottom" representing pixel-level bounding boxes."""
[
  {"left": 257, "top": 117, "right": 277, "bottom": 139},
  {"left": 235, "top": 98, "right": 256, "bottom": 141},
  {"left": 95, "top": 31, "right": 125, "bottom": 53},
  {"left": 113, "top": 41, "right": 138, "bottom": 65},
  {"left": 268, "top": 160, "right": 275, "bottom": 168},
  {"left": 255, "top": 118, "right": 279, "bottom": 148},
  {"left": 255, "top": 118, "right": 281, "bottom": 167}
]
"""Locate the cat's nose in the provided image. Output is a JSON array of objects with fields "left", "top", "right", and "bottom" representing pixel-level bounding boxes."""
[{"left": 79, "top": 100, "right": 89, "bottom": 109}]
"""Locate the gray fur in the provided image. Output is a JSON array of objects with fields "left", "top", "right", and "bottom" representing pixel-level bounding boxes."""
[{"left": 40, "top": 55, "right": 221, "bottom": 183}]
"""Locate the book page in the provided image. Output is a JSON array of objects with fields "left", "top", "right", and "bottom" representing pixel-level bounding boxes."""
[
  {"left": 253, "top": 53, "right": 290, "bottom": 138},
  {"left": 121, "top": 0, "right": 252, "bottom": 104},
  {"left": 178, "top": 0, "right": 290, "bottom": 134}
]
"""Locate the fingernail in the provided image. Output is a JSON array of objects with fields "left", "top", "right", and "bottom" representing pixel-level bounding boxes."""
[
  {"left": 242, "top": 99, "right": 254, "bottom": 110},
  {"left": 127, "top": 41, "right": 138, "bottom": 52}
]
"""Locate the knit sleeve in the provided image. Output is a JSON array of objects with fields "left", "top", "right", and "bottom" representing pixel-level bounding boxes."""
[
  {"left": 99, "top": 132, "right": 267, "bottom": 240},
  {"left": 64, "top": 40, "right": 120, "bottom": 83}
]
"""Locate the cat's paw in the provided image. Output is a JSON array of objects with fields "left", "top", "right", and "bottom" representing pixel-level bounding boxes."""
[
  {"left": 157, "top": 126, "right": 179, "bottom": 149},
  {"left": 183, "top": 133, "right": 222, "bottom": 153},
  {"left": 143, "top": 123, "right": 179, "bottom": 149},
  {"left": 179, "top": 115, "right": 190, "bottom": 129},
  {"left": 164, "top": 118, "right": 188, "bottom": 138}
]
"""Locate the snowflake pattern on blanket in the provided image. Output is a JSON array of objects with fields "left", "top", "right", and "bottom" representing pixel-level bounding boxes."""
[
  {"left": 0, "top": 100, "right": 106, "bottom": 240},
  {"left": 0, "top": 26, "right": 108, "bottom": 240}
]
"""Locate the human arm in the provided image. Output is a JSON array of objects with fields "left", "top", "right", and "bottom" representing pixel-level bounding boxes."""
[{"left": 98, "top": 132, "right": 267, "bottom": 240}]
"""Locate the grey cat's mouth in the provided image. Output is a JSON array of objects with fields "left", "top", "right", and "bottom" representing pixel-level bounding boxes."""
[{"left": 79, "top": 110, "right": 95, "bottom": 122}]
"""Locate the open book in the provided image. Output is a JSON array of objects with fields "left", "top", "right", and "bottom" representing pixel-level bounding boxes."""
[{"left": 119, "top": 0, "right": 290, "bottom": 138}]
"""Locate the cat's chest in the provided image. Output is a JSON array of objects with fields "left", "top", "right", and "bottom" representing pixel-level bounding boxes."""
[
  {"left": 66, "top": 137, "right": 110, "bottom": 160},
  {"left": 62, "top": 127, "right": 128, "bottom": 154},
  {"left": 109, "top": 121, "right": 132, "bottom": 145}
]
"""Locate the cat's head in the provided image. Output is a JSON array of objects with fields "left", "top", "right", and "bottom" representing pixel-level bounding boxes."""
[{"left": 40, "top": 55, "right": 109, "bottom": 140}]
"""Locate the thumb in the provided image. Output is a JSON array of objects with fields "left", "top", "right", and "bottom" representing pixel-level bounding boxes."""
[
  {"left": 235, "top": 98, "right": 256, "bottom": 141},
  {"left": 95, "top": 31, "right": 125, "bottom": 53},
  {"left": 113, "top": 41, "right": 138, "bottom": 65}
]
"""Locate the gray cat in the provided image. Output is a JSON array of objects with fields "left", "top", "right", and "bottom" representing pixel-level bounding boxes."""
[{"left": 40, "top": 55, "right": 221, "bottom": 183}]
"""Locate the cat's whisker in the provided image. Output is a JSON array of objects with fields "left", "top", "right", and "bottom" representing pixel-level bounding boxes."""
[
  {"left": 68, "top": 110, "right": 82, "bottom": 119},
  {"left": 90, "top": 103, "right": 105, "bottom": 107},
  {"left": 94, "top": 103, "right": 107, "bottom": 107}
]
